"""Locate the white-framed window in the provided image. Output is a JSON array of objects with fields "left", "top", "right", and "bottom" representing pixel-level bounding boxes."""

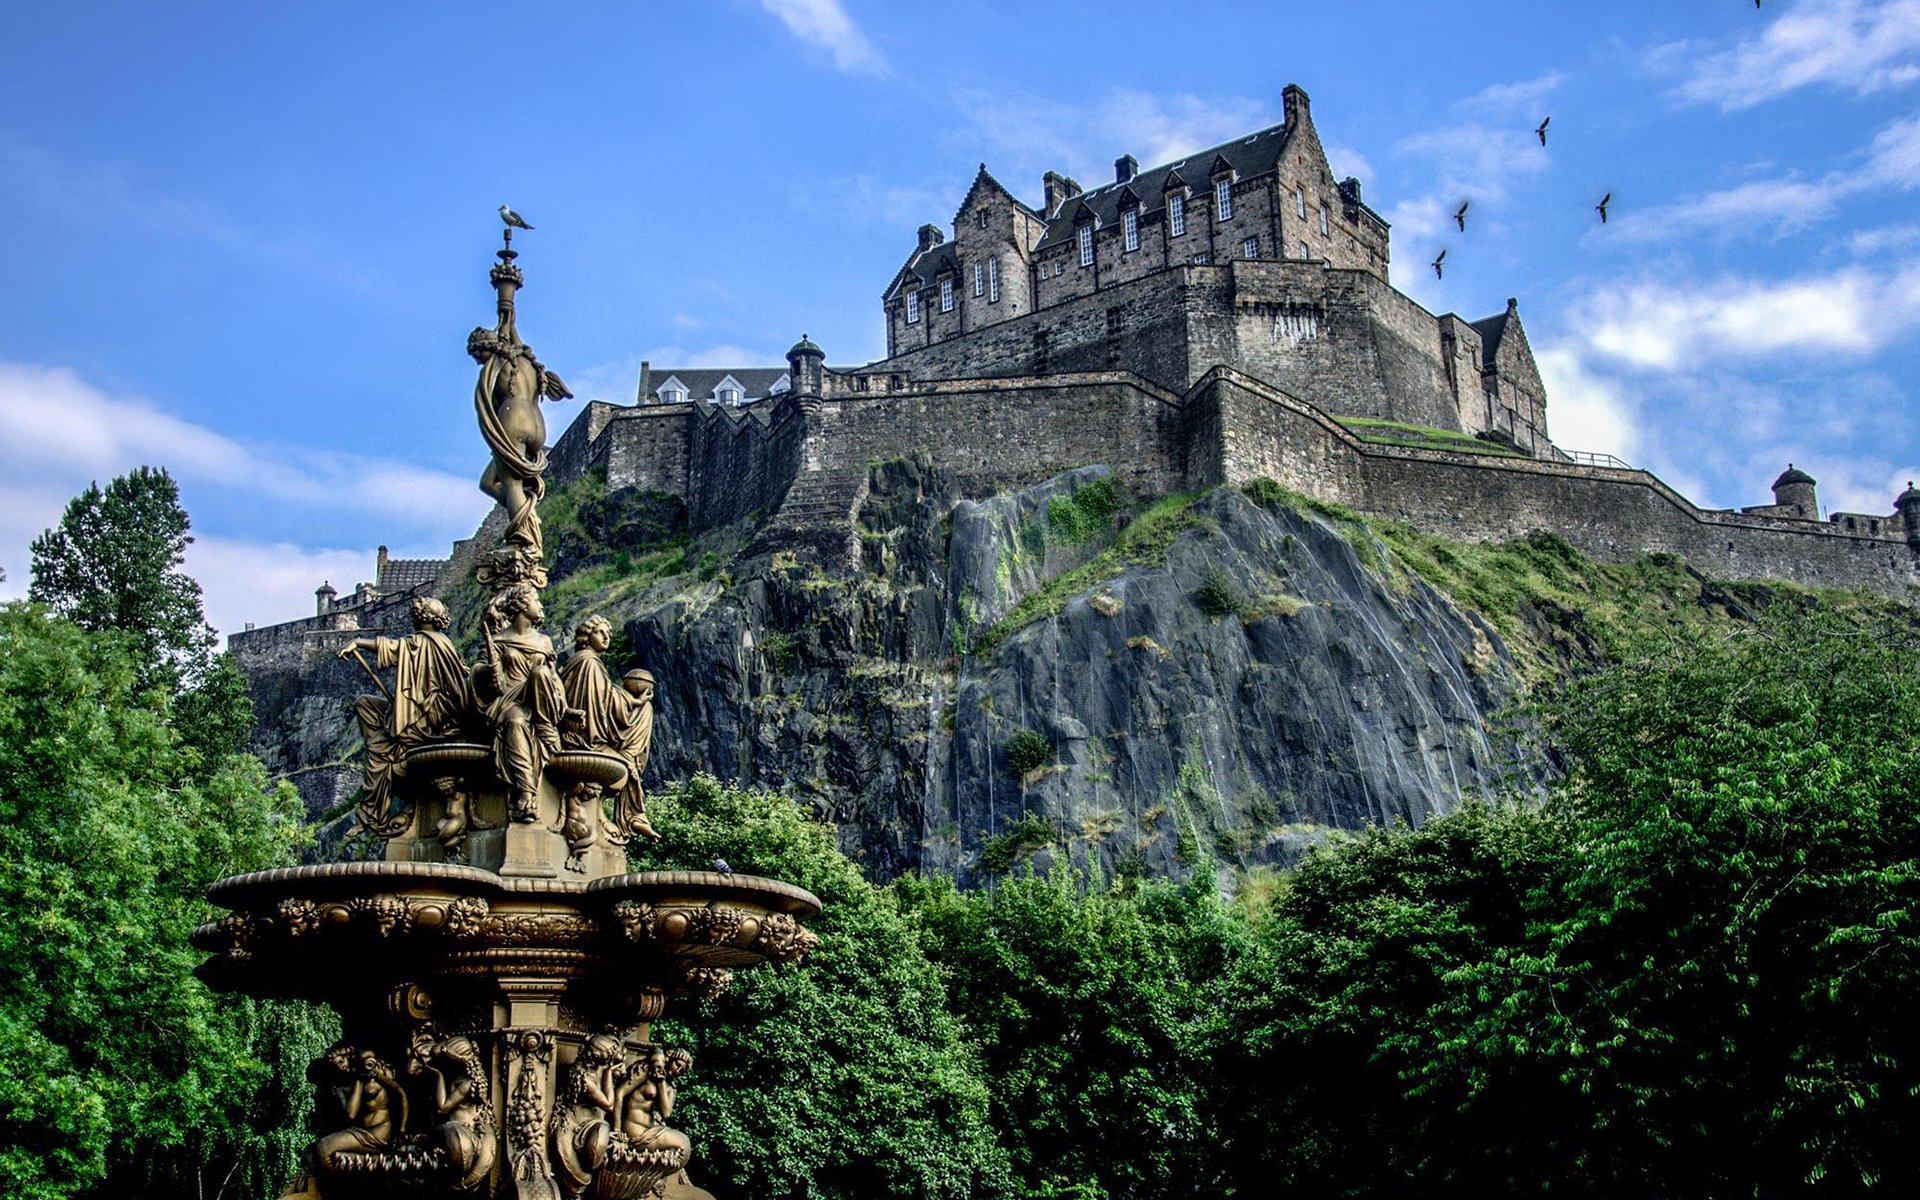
[
  {"left": 1318, "top": 205, "right": 1329, "bottom": 236},
  {"left": 658, "top": 376, "right": 688, "bottom": 404},
  {"left": 973, "top": 262, "right": 985, "bottom": 296},
  {"left": 1078, "top": 224, "right": 1094, "bottom": 266},
  {"left": 988, "top": 257, "right": 1000, "bottom": 301},
  {"left": 940, "top": 277, "right": 954, "bottom": 312},
  {"left": 1242, "top": 237, "right": 1259, "bottom": 259},
  {"left": 1299, "top": 241, "right": 1311, "bottom": 260},
  {"left": 906, "top": 290, "right": 920, "bottom": 323},
  {"left": 1123, "top": 209, "right": 1139, "bottom": 252},
  {"left": 718, "top": 386, "right": 742, "bottom": 405},
  {"left": 1215, "top": 177, "right": 1233, "bottom": 220},
  {"left": 1169, "top": 193, "right": 1186, "bottom": 236},
  {"left": 1294, "top": 187, "right": 1306, "bottom": 218},
  {"left": 1191, "top": 252, "right": 1210, "bottom": 264}
]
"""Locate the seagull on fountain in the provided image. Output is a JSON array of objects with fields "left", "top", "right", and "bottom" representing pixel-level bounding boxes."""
[{"left": 499, "top": 205, "right": 534, "bottom": 231}]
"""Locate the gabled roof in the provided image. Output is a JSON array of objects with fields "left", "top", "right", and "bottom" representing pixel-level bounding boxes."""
[
  {"left": 1032, "top": 122, "right": 1293, "bottom": 252},
  {"left": 953, "top": 164, "right": 1041, "bottom": 225},
  {"left": 647, "top": 368, "right": 791, "bottom": 404},
  {"left": 1468, "top": 299, "right": 1527, "bottom": 372},
  {"left": 883, "top": 241, "right": 961, "bottom": 301}
]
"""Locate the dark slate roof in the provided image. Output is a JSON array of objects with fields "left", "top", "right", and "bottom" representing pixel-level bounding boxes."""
[
  {"left": 377, "top": 557, "right": 447, "bottom": 593},
  {"left": 1032, "top": 122, "right": 1294, "bottom": 252},
  {"left": 1468, "top": 312, "right": 1510, "bottom": 368},
  {"left": 883, "top": 241, "right": 961, "bottom": 301},
  {"left": 648, "top": 367, "right": 791, "bottom": 404}
]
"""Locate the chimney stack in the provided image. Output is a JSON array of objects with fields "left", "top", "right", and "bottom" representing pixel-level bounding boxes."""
[
  {"left": 1283, "top": 83, "right": 1311, "bottom": 127},
  {"left": 916, "top": 224, "right": 945, "bottom": 252},
  {"left": 637, "top": 360, "right": 652, "bottom": 405},
  {"left": 1043, "top": 171, "right": 1083, "bottom": 219},
  {"left": 1115, "top": 155, "right": 1138, "bottom": 184}
]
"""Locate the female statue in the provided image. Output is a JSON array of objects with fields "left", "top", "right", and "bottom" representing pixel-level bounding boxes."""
[
  {"left": 559, "top": 616, "right": 660, "bottom": 841},
  {"left": 473, "top": 584, "right": 569, "bottom": 822},
  {"left": 429, "top": 1036, "right": 496, "bottom": 1191},
  {"left": 614, "top": 1046, "right": 692, "bottom": 1161},
  {"left": 550, "top": 1034, "right": 623, "bottom": 1196},
  {"left": 338, "top": 596, "right": 469, "bottom": 837},
  {"left": 468, "top": 324, "right": 570, "bottom": 556}
]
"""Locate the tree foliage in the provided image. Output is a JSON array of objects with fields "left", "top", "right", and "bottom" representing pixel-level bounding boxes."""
[
  {"left": 0, "top": 605, "right": 328, "bottom": 1200},
  {"left": 29, "top": 467, "right": 215, "bottom": 692},
  {"left": 628, "top": 775, "right": 1011, "bottom": 1199}
]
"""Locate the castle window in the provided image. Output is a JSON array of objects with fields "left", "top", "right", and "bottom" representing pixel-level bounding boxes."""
[
  {"left": 1191, "top": 253, "right": 1210, "bottom": 264},
  {"left": 1169, "top": 193, "right": 1186, "bottom": 236},
  {"left": 1294, "top": 187, "right": 1306, "bottom": 218},
  {"left": 976, "top": 211, "right": 990, "bottom": 230},
  {"left": 906, "top": 290, "right": 920, "bottom": 323},
  {"left": 718, "top": 385, "right": 742, "bottom": 405},
  {"left": 1215, "top": 178, "right": 1233, "bottom": 220},
  {"left": 940, "top": 277, "right": 954, "bottom": 312},
  {"left": 973, "top": 262, "right": 985, "bottom": 296},
  {"left": 1299, "top": 241, "right": 1311, "bottom": 260},
  {"left": 1242, "top": 237, "right": 1260, "bottom": 259},
  {"left": 658, "top": 377, "right": 688, "bottom": 404},
  {"left": 988, "top": 257, "right": 1000, "bottom": 301},
  {"left": 1123, "top": 209, "right": 1139, "bottom": 252},
  {"left": 1078, "top": 225, "right": 1094, "bottom": 266},
  {"left": 1318, "top": 205, "right": 1329, "bottom": 235}
]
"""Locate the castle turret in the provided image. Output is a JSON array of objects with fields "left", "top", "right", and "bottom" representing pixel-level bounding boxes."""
[
  {"left": 787, "top": 333, "right": 825, "bottom": 400},
  {"left": 1772, "top": 464, "right": 1819, "bottom": 519},
  {"left": 1897, "top": 481, "right": 1920, "bottom": 541},
  {"left": 315, "top": 581, "right": 336, "bottom": 616}
]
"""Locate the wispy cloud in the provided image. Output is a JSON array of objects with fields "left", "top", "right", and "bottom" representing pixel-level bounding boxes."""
[
  {"left": 1581, "top": 259, "right": 1920, "bottom": 371},
  {"left": 758, "top": 0, "right": 886, "bottom": 75},
  {"left": 186, "top": 537, "right": 386, "bottom": 640},
  {"left": 1534, "top": 344, "right": 1642, "bottom": 461},
  {"left": 1666, "top": 0, "right": 1920, "bottom": 110},
  {"left": 1610, "top": 113, "right": 1920, "bottom": 240},
  {"left": 947, "top": 86, "right": 1278, "bottom": 194},
  {"left": 0, "top": 360, "right": 486, "bottom": 629},
  {"left": 1456, "top": 70, "right": 1567, "bottom": 117}
]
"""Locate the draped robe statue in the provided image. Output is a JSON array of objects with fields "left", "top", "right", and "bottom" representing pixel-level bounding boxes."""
[
  {"left": 472, "top": 584, "right": 568, "bottom": 822},
  {"left": 559, "top": 616, "right": 660, "bottom": 842},
  {"left": 339, "top": 598, "right": 469, "bottom": 837}
]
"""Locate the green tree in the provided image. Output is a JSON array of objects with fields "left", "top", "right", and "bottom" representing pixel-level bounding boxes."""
[
  {"left": 29, "top": 467, "right": 214, "bottom": 691},
  {"left": 0, "top": 604, "right": 330, "bottom": 1200},
  {"left": 627, "top": 775, "right": 1011, "bottom": 1199},
  {"left": 897, "top": 868, "right": 1247, "bottom": 1200}
]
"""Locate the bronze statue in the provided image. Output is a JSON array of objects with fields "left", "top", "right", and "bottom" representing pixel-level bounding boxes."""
[
  {"left": 614, "top": 1046, "right": 692, "bottom": 1163},
  {"left": 559, "top": 616, "right": 660, "bottom": 842},
  {"left": 338, "top": 597, "right": 469, "bottom": 838},
  {"left": 557, "top": 779, "right": 604, "bottom": 873},
  {"left": 550, "top": 1034, "right": 623, "bottom": 1197},
  {"left": 428, "top": 1035, "right": 497, "bottom": 1191},
  {"left": 472, "top": 584, "right": 570, "bottom": 823}
]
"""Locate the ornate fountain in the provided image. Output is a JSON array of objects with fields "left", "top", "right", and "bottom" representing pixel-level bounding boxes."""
[{"left": 195, "top": 215, "right": 819, "bottom": 1200}]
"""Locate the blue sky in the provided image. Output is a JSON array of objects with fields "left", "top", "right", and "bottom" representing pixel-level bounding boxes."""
[{"left": 2, "top": 0, "right": 1917, "bottom": 636}]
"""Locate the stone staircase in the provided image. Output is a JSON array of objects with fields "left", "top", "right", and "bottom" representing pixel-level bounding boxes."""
[{"left": 744, "top": 468, "right": 872, "bottom": 567}]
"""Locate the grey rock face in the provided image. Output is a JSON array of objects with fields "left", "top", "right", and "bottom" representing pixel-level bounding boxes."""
[{"left": 248, "top": 465, "right": 1535, "bottom": 883}]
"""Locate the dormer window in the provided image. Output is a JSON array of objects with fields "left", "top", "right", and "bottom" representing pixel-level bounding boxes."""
[
  {"left": 1078, "top": 224, "right": 1094, "bottom": 267},
  {"left": 1123, "top": 208, "right": 1139, "bottom": 252},
  {"left": 713, "top": 374, "right": 747, "bottom": 406},
  {"left": 906, "top": 290, "right": 920, "bottom": 323},
  {"left": 940, "top": 277, "right": 954, "bottom": 312},
  {"left": 973, "top": 262, "right": 985, "bottom": 296},
  {"left": 658, "top": 377, "right": 688, "bottom": 405},
  {"left": 1169, "top": 193, "right": 1186, "bottom": 236},
  {"left": 718, "top": 386, "right": 742, "bottom": 405},
  {"left": 1215, "top": 177, "right": 1233, "bottom": 220}
]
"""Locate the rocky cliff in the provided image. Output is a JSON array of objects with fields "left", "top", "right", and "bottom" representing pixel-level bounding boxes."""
[{"left": 251, "top": 458, "right": 1841, "bottom": 884}]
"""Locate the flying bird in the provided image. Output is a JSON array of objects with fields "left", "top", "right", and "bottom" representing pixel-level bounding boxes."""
[
  {"left": 1431, "top": 249, "right": 1446, "bottom": 279},
  {"left": 712, "top": 856, "right": 733, "bottom": 876},
  {"left": 1535, "top": 116, "right": 1551, "bottom": 146},
  {"left": 499, "top": 205, "right": 534, "bottom": 231},
  {"left": 1454, "top": 201, "right": 1470, "bottom": 232},
  {"left": 1595, "top": 192, "right": 1612, "bottom": 224}
]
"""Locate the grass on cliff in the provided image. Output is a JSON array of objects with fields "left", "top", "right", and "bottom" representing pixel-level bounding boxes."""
[
  {"left": 1240, "top": 477, "right": 1909, "bottom": 680},
  {"left": 973, "top": 490, "right": 1205, "bottom": 654}
]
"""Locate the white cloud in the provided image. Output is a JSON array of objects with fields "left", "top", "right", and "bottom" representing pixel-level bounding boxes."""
[
  {"left": 0, "top": 360, "right": 487, "bottom": 635},
  {"left": 1583, "top": 262, "right": 1920, "bottom": 370},
  {"left": 947, "top": 86, "right": 1278, "bottom": 192},
  {"left": 1535, "top": 345, "right": 1642, "bottom": 461},
  {"left": 187, "top": 538, "right": 384, "bottom": 641},
  {"left": 1850, "top": 220, "right": 1920, "bottom": 254},
  {"left": 758, "top": 0, "right": 886, "bottom": 75},
  {"left": 1611, "top": 113, "right": 1920, "bottom": 241},
  {"left": 1457, "top": 70, "right": 1567, "bottom": 117},
  {"left": 1671, "top": 0, "right": 1920, "bottom": 110},
  {"left": 1320, "top": 143, "right": 1375, "bottom": 187}
]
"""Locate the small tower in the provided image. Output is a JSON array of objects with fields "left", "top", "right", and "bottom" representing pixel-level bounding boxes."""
[
  {"left": 787, "top": 333, "right": 825, "bottom": 401},
  {"left": 315, "top": 581, "right": 337, "bottom": 616},
  {"left": 1771, "top": 464, "right": 1819, "bottom": 519},
  {"left": 1897, "top": 481, "right": 1920, "bottom": 541}
]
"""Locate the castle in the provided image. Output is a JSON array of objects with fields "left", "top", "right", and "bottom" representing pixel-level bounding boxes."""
[{"left": 235, "top": 82, "right": 1920, "bottom": 680}]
